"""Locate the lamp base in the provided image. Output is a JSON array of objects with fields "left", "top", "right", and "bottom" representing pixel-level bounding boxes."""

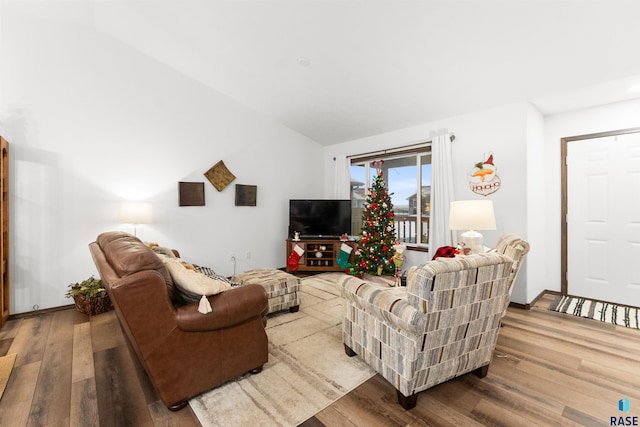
[{"left": 460, "top": 230, "right": 484, "bottom": 254}]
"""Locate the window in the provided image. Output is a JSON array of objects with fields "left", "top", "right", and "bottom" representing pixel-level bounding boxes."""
[{"left": 350, "top": 148, "right": 432, "bottom": 246}]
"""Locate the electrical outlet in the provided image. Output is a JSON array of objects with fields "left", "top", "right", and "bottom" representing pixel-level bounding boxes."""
[{"left": 245, "top": 251, "right": 251, "bottom": 259}]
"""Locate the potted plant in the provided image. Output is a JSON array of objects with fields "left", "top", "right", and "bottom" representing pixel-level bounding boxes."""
[{"left": 65, "top": 276, "right": 113, "bottom": 316}]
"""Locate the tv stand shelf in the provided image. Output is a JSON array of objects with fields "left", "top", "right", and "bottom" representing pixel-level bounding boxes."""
[{"left": 286, "top": 239, "right": 356, "bottom": 273}]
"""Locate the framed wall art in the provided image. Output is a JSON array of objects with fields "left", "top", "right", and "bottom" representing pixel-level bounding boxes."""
[
  {"left": 178, "top": 182, "right": 205, "bottom": 206},
  {"left": 235, "top": 184, "right": 257, "bottom": 206},
  {"left": 204, "top": 160, "right": 236, "bottom": 192}
]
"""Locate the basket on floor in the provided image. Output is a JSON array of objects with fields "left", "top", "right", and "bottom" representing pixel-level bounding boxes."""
[{"left": 72, "top": 294, "right": 113, "bottom": 316}]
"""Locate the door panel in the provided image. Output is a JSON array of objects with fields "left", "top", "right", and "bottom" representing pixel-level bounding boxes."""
[{"left": 567, "top": 133, "right": 640, "bottom": 306}]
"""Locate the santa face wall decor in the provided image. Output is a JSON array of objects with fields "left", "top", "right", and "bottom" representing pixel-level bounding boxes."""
[{"left": 469, "top": 153, "right": 501, "bottom": 196}]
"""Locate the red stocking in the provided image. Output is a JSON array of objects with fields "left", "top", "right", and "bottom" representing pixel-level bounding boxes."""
[{"left": 287, "top": 244, "right": 304, "bottom": 271}]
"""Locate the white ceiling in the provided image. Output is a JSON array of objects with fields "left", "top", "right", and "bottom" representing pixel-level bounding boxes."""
[{"left": 93, "top": 0, "right": 640, "bottom": 145}]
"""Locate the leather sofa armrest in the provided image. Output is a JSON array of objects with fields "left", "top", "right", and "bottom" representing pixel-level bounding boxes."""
[
  {"left": 340, "top": 276, "right": 427, "bottom": 333},
  {"left": 175, "top": 284, "right": 268, "bottom": 332}
]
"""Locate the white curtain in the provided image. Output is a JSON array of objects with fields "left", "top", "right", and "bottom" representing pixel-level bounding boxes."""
[
  {"left": 332, "top": 154, "right": 351, "bottom": 199},
  {"left": 428, "top": 134, "right": 455, "bottom": 253}
]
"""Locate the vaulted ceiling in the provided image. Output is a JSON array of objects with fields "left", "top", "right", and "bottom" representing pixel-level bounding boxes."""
[{"left": 93, "top": 1, "right": 640, "bottom": 145}]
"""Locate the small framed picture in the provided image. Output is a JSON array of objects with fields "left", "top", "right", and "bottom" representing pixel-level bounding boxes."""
[
  {"left": 178, "top": 182, "right": 205, "bottom": 206},
  {"left": 235, "top": 184, "right": 257, "bottom": 206}
]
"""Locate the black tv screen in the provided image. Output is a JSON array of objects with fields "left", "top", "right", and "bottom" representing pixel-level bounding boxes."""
[{"left": 289, "top": 199, "right": 351, "bottom": 239}]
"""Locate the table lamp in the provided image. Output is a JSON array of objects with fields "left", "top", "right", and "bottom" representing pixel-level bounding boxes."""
[
  {"left": 448, "top": 200, "right": 496, "bottom": 254},
  {"left": 118, "top": 202, "right": 153, "bottom": 237}
]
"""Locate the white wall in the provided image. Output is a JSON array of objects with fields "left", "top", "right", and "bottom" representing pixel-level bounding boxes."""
[
  {"left": 543, "top": 98, "right": 640, "bottom": 295},
  {"left": 1, "top": 3, "right": 323, "bottom": 314},
  {"left": 525, "top": 104, "right": 546, "bottom": 304},
  {"left": 325, "top": 102, "right": 532, "bottom": 303}
]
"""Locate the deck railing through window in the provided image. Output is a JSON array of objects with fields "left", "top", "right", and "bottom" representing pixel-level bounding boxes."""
[
  {"left": 394, "top": 214, "right": 429, "bottom": 244},
  {"left": 352, "top": 211, "right": 429, "bottom": 245}
]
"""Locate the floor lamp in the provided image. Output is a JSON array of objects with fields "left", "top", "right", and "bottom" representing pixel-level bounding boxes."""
[
  {"left": 118, "top": 202, "right": 153, "bottom": 237},
  {"left": 448, "top": 200, "right": 496, "bottom": 254}
]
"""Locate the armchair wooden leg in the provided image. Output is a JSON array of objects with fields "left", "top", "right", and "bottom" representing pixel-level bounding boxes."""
[
  {"left": 344, "top": 344, "right": 356, "bottom": 357},
  {"left": 396, "top": 390, "right": 418, "bottom": 410},
  {"left": 473, "top": 364, "right": 490, "bottom": 378},
  {"left": 289, "top": 305, "right": 300, "bottom": 313}
]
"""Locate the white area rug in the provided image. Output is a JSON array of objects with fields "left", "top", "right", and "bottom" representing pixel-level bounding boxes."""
[{"left": 189, "top": 272, "right": 376, "bottom": 427}]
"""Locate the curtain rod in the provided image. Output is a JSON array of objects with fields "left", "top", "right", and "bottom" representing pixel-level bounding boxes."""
[{"left": 334, "top": 133, "right": 455, "bottom": 161}]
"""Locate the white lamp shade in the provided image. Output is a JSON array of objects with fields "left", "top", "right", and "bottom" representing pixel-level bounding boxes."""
[
  {"left": 448, "top": 200, "right": 496, "bottom": 231},
  {"left": 119, "top": 202, "right": 153, "bottom": 224}
]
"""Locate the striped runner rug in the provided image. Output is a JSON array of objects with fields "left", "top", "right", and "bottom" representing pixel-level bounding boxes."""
[{"left": 549, "top": 295, "right": 640, "bottom": 329}]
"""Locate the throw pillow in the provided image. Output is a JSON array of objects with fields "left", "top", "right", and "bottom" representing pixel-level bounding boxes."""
[
  {"left": 194, "top": 265, "right": 241, "bottom": 287},
  {"left": 161, "top": 257, "right": 231, "bottom": 313},
  {"left": 150, "top": 245, "right": 177, "bottom": 258},
  {"left": 431, "top": 245, "right": 459, "bottom": 260}
]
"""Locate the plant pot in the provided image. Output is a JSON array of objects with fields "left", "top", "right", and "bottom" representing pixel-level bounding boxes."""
[{"left": 72, "top": 294, "right": 113, "bottom": 316}]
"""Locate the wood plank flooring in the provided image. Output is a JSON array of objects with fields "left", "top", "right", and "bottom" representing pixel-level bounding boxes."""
[{"left": 0, "top": 293, "right": 638, "bottom": 426}]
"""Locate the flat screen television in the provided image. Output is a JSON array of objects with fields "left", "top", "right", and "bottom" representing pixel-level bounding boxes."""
[{"left": 289, "top": 199, "right": 351, "bottom": 239}]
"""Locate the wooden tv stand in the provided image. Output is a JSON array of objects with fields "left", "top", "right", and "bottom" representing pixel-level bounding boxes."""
[{"left": 286, "top": 239, "right": 357, "bottom": 273}]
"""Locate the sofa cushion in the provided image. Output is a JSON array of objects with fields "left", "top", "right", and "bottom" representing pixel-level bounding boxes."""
[
  {"left": 161, "top": 257, "right": 231, "bottom": 301},
  {"left": 96, "top": 232, "right": 173, "bottom": 288}
]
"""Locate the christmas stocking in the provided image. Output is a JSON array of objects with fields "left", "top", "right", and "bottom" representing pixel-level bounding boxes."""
[
  {"left": 336, "top": 243, "right": 353, "bottom": 269},
  {"left": 287, "top": 244, "right": 305, "bottom": 271}
]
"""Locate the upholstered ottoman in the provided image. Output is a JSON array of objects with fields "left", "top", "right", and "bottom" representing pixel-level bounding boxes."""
[{"left": 231, "top": 269, "right": 300, "bottom": 314}]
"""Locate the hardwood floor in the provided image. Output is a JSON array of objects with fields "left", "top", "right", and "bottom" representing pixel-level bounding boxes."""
[
  {"left": 0, "top": 307, "right": 200, "bottom": 426},
  {"left": 1, "top": 294, "right": 638, "bottom": 426},
  {"left": 304, "top": 294, "right": 640, "bottom": 427}
]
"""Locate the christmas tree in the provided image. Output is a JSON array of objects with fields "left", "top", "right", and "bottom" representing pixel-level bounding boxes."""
[{"left": 354, "top": 161, "right": 397, "bottom": 276}]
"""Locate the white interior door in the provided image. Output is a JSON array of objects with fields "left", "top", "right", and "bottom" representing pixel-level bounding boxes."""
[{"left": 567, "top": 133, "right": 640, "bottom": 306}]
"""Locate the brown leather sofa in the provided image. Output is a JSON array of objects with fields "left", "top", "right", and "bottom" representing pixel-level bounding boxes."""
[{"left": 89, "top": 231, "right": 269, "bottom": 410}]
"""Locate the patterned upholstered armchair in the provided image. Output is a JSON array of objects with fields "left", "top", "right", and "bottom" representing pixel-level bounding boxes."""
[
  {"left": 494, "top": 234, "right": 530, "bottom": 314},
  {"left": 341, "top": 252, "right": 514, "bottom": 409}
]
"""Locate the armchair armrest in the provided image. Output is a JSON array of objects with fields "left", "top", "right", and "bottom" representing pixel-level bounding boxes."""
[
  {"left": 340, "top": 276, "right": 427, "bottom": 333},
  {"left": 176, "top": 284, "right": 268, "bottom": 332}
]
